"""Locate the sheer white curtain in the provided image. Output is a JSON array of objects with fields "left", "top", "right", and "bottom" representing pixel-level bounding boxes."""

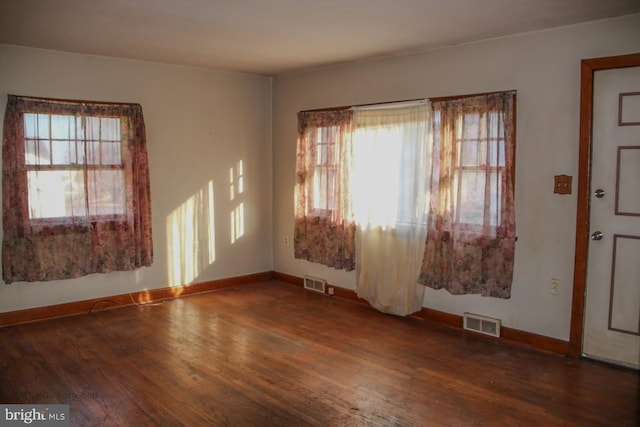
[{"left": 351, "top": 104, "right": 432, "bottom": 315}]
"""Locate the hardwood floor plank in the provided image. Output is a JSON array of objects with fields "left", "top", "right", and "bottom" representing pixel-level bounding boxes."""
[{"left": 0, "top": 281, "right": 638, "bottom": 426}]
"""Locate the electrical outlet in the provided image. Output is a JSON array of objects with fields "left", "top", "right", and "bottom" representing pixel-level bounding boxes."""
[
  {"left": 284, "top": 235, "right": 290, "bottom": 247},
  {"left": 550, "top": 278, "right": 560, "bottom": 295},
  {"left": 327, "top": 286, "right": 335, "bottom": 296}
]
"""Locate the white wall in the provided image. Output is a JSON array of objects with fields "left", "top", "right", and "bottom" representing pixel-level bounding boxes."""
[
  {"left": 272, "top": 14, "right": 640, "bottom": 341},
  {"left": 0, "top": 45, "right": 273, "bottom": 312}
]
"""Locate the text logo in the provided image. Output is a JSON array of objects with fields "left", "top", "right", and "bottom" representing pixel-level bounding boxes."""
[{"left": 1, "top": 405, "right": 69, "bottom": 426}]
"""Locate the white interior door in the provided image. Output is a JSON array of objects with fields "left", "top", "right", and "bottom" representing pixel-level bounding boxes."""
[{"left": 582, "top": 66, "right": 640, "bottom": 368}]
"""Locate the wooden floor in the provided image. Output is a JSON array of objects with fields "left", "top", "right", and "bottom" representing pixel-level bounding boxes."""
[{"left": 0, "top": 281, "right": 638, "bottom": 426}]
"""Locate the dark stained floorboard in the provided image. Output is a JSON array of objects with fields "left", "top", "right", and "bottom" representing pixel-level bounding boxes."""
[{"left": 0, "top": 281, "right": 638, "bottom": 426}]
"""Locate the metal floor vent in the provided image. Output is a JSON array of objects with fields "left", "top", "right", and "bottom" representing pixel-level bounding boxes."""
[
  {"left": 304, "top": 276, "right": 326, "bottom": 293},
  {"left": 463, "top": 313, "right": 501, "bottom": 338}
]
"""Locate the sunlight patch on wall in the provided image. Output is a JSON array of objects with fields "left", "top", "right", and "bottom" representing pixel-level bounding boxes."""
[
  {"left": 230, "top": 203, "right": 245, "bottom": 244},
  {"left": 230, "top": 160, "right": 245, "bottom": 244},
  {"left": 229, "top": 159, "right": 244, "bottom": 201},
  {"left": 166, "top": 180, "right": 216, "bottom": 286}
]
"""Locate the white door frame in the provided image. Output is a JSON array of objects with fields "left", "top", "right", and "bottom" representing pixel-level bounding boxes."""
[{"left": 569, "top": 53, "right": 640, "bottom": 358}]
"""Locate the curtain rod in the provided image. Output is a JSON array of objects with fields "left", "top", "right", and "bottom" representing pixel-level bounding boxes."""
[
  {"left": 351, "top": 99, "right": 428, "bottom": 111},
  {"left": 299, "top": 90, "right": 516, "bottom": 114},
  {"left": 300, "top": 97, "right": 424, "bottom": 113},
  {"left": 10, "top": 94, "right": 140, "bottom": 107}
]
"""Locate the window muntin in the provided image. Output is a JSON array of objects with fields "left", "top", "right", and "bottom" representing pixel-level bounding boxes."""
[{"left": 23, "top": 113, "right": 126, "bottom": 222}]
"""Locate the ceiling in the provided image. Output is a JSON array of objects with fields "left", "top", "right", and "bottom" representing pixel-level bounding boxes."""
[{"left": 0, "top": 0, "right": 639, "bottom": 76}]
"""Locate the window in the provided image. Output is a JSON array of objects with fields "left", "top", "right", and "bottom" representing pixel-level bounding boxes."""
[
  {"left": 421, "top": 92, "right": 516, "bottom": 298},
  {"left": 2, "top": 95, "right": 153, "bottom": 284},
  {"left": 432, "top": 109, "right": 507, "bottom": 229},
  {"left": 294, "top": 109, "right": 355, "bottom": 271},
  {"left": 294, "top": 91, "right": 516, "bottom": 299},
  {"left": 24, "top": 113, "right": 126, "bottom": 222},
  {"left": 309, "top": 125, "right": 339, "bottom": 216},
  {"left": 453, "top": 111, "right": 505, "bottom": 227}
]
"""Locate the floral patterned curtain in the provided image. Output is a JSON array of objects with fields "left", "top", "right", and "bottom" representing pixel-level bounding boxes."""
[
  {"left": 2, "top": 95, "right": 153, "bottom": 283},
  {"left": 294, "top": 110, "right": 356, "bottom": 271},
  {"left": 418, "top": 92, "right": 516, "bottom": 298}
]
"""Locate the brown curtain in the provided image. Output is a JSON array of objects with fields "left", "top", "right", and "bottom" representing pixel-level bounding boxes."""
[
  {"left": 294, "top": 110, "right": 355, "bottom": 271},
  {"left": 2, "top": 95, "right": 153, "bottom": 283},
  {"left": 418, "top": 92, "right": 516, "bottom": 298}
]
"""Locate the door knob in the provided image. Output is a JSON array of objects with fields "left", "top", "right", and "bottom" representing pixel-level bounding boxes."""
[
  {"left": 594, "top": 189, "right": 605, "bottom": 198},
  {"left": 591, "top": 231, "right": 604, "bottom": 241}
]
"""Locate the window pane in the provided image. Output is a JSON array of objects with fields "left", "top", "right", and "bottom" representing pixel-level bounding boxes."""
[
  {"left": 101, "top": 142, "right": 122, "bottom": 165},
  {"left": 51, "top": 115, "right": 75, "bottom": 140},
  {"left": 488, "top": 171, "right": 502, "bottom": 227},
  {"left": 86, "top": 117, "right": 101, "bottom": 141},
  {"left": 311, "top": 166, "right": 338, "bottom": 213},
  {"left": 457, "top": 170, "right": 503, "bottom": 227},
  {"left": 489, "top": 140, "right": 505, "bottom": 167},
  {"left": 24, "top": 114, "right": 38, "bottom": 138},
  {"left": 460, "top": 140, "right": 480, "bottom": 166},
  {"left": 458, "top": 171, "right": 485, "bottom": 225},
  {"left": 88, "top": 169, "right": 126, "bottom": 216},
  {"left": 312, "top": 168, "right": 327, "bottom": 211},
  {"left": 318, "top": 127, "right": 327, "bottom": 141},
  {"left": 100, "top": 118, "right": 120, "bottom": 141},
  {"left": 27, "top": 170, "right": 86, "bottom": 219},
  {"left": 51, "top": 140, "right": 71, "bottom": 165},
  {"left": 25, "top": 139, "right": 51, "bottom": 165},
  {"left": 37, "top": 114, "right": 50, "bottom": 138},
  {"left": 25, "top": 139, "right": 37, "bottom": 165},
  {"left": 327, "top": 126, "right": 338, "bottom": 144},
  {"left": 24, "top": 113, "right": 50, "bottom": 138},
  {"left": 86, "top": 140, "right": 100, "bottom": 164},
  {"left": 461, "top": 113, "right": 480, "bottom": 139},
  {"left": 68, "top": 140, "right": 79, "bottom": 164},
  {"left": 27, "top": 168, "right": 127, "bottom": 219},
  {"left": 76, "top": 117, "right": 85, "bottom": 140},
  {"left": 325, "top": 167, "right": 336, "bottom": 211},
  {"left": 488, "top": 112, "right": 504, "bottom": 139},
  {"left": 76, "top": 140, "right": 85, "bottom": 164},
  {"left": 328, "top": 142, "right": 337, "bottom": 165},
  {"left": 316, "top": 143, "right": 328, "bottom": 165},
  {"left": 25, "top": 139, "right": 38, "bottom": 165},
  {"left": 317, "top": 126, "right": 337, "bottom": 144}
]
